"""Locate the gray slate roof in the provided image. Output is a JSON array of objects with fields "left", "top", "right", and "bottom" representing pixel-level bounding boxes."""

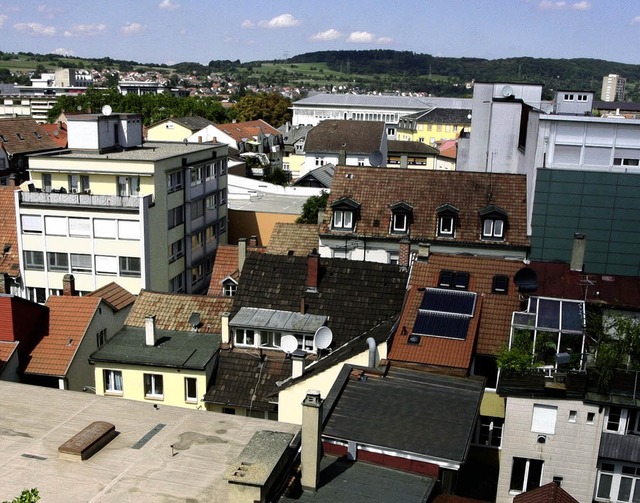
[
  {"left": 293, "top": 163, "right": 334, "bottom": 188},
  {"left": 304, "top": 120, "right": 385, "bottom": 155},
  {"left": 279, "top": 124, "right": 313, "bottom": 146},
  {"left": 89, "top": 326, "right": 220, "bottom": 369},
  {"left": 322, "top": 366, "right": 484, "bottom": 466},
  {"left": 387, "top": 140, "right": 440, "bottom": 156},
  {"left": 402, "top": 108, "right": 472, "bottom": 125},
  {"left": 295, "top": 93, "right": 472, "bottom": 111}
]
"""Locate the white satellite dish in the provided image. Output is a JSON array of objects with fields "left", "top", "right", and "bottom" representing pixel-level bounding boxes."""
[
  {"left": 501, "top": 85, "right": 514, "bottom": 98},
  {"left": 101, "top": 104, "right": 113, "bottom": 116},
  {"left": 314, "top": 326, "right": 333, "bottom": 350},
  {"left": 368, "top": 150, "right": 384, "bottom": 167},
  {"left": 281, "top": 335, "right": 298, "bottom": 354}
]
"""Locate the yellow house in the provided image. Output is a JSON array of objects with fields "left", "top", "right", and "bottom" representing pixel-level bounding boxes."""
[
  {"left": 396, "top": 108, "right": 471, "bottom": 146},
  {"left": 146, "top": 116, "right": 215, "bottom": 142}
]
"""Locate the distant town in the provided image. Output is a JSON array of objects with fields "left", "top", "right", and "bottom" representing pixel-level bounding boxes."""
[{"left": 1, "top": 54, "right": 639, "bottom": 503}]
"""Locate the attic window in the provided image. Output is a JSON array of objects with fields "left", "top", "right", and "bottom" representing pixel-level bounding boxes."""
[
  {"left": 390, "top": 202, "right": 413, "bottom": 235},
  {"left": 492, "top": 275, "right": 509, "bottom": 294},
  {"left": 479, "top": 205, "right": 508, "bottom": 241},
  {"left": 437, "top": 204, "right": 459, "bottom": 238},
  {"left": 0, "top": 134, "right": 7, "bottom": 142},
  {"left": 16, "top": 133, "right": 25, "bottom": 140},
  {"left": 439, "top": 270, "right": 470, "bottom": 290},
  {"left": 33, "top": 131, "right": 41, "bottom": 139}
]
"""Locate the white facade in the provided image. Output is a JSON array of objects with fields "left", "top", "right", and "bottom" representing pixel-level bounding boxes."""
[{"left": 496, "top": 397, "right": 602, "bottom": 503}]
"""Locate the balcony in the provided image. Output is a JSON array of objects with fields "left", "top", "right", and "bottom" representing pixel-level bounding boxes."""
[{"left": 19, "top": 191, "right": 140, "bottom": 209}]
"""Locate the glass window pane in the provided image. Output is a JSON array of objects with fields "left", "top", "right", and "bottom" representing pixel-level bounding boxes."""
[
  {"left": 562, "top": 302, "right": 583, "bottom": 331},
  {"left": 597, "top": 473, "right": 613, "bottom": 499},
  {"left": 619, "top": 477, "right": 633, "bottom": 502},
  {"left": 537, "top": 299, "right": 560, "bottom": 329},
  {"left": 526, "top": 460, "right": 543, "bottom": 491},
  {"left": 509, "top": 458, "right": 526, "bottom": 492}
]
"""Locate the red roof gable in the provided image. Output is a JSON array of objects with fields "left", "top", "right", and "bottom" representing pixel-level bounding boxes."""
[
  {"left": 215, "top": 119, "right": 280, "bottom": 142},
  {"left": 513, "top": 482, "right": 579, "bottom": 503},
  {"left": 0, "top": 187, "right": 19, "bottom": 277}
]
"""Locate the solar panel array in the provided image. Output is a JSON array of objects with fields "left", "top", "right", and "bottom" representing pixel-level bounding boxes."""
[{"left": 411, "top": 288, "right": 477, "bottom": 342}]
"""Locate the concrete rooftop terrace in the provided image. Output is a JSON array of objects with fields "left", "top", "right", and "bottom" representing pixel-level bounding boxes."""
[{"left": 0, "top": 381, "right": 299, "bottom": 502}]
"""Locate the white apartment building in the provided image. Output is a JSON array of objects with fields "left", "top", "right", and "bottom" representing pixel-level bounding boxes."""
[{"left": 16, "top": 112, "right": 228, "bottom": 301}]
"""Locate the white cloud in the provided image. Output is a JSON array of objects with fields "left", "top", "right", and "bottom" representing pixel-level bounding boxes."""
[
  {"left": 538, "top": 0, "right": 591, "bottom": 10},
  {"left": 631, "top": 15, "right": 640, "bottom": 25},
  {"left": 310, "top": 29, "right": 342, "bottom": 41},
  {"left": 0, "top": 14, "right": 7, "bottom": 28},
  {"left": 159, "top": 0, "right": 180, "bottom": 11},
  {"left": 121, "top": 22, "right": 146, "bottom": 35},
  {"left": 241, "top": 19, "right": 254, "bottom": 29},
  {"left": 37, "top": 5, "right": 61, "bottom": 18},
  {"left": 258, "top": 14, "right": 300, "bottom": 29},
  {"left": 377, "top": 36, "right": 393, "bottom": 44},
  {"left": 63, "top": 23, "right": 107, "bottom": 37},
  {"left": 347, "top": 31, "right": 376, "bottom": 43},
  {"left": 52, "top": 47, "right": 74, "bottom": 56},
  {"left": 14, "top": 22, "right": 55, "bottom": 36}
]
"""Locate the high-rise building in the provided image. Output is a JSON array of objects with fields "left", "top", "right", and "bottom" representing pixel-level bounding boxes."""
[{"left": 601, "top": 74, "right": 626, "bottom": 102}]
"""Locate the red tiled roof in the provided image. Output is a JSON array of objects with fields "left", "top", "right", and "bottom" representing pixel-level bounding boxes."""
[
  {"left": 24, "top": 296, "right": 101, "bottom": 377},
  {"left": 125, "top": 290, "right": 233, "bottom": 332},
  {"left": 513, "top": 482, "right": 579, "bottom": 503},
  {"left": 0, "top": 341, "right": 18, "bottom": 374},
  {"left": 389, "top": 255, "right": 525, "bottom": 360},
  {"left": 87, "top": 282, "right": 136, "bottom": 311},
  {"left": 39, "top": 122, "right": 68, "bottom": 148},
  {"left": 207, "top": 245, "right": 239, "bottom": 296},
  {"left": 0, "top": 117, "right": 61, "bottom": 154},
  {"left": 267, "top": 222, "right": 319, "bottom": 257},
  {"left": 320, "top": 166, "right": 529, "bottom": 249},
  {"left": 0, "top": 187, "right": 19, "bottom": 277},
  {"left": 215, "top": 119, "right": 280, "bottom": 142}
]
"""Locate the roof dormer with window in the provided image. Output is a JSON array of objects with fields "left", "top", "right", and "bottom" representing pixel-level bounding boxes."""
[
  {"left": 479, "top": 205, "right": 508, "bottom": 241},
  {"left": 330, "top": 197, "right": 360, "bottom": 232},
  {"left": 436, "top": 203, "right": 459, "bottom": 238},
  {"left": 390, "top": 201, "right": 413, "bottom": 235}
]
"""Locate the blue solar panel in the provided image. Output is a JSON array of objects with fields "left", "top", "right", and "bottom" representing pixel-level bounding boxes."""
[
  {"left": 419, "top": 288, "right": 476, "bottom": 316},
  {"left": 412, "top": 312, "right": 470, "bottom": 340}
]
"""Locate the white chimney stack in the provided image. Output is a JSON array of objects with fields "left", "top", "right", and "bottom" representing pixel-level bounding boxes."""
[
  {"left": 145, "top": 315, "right": 158, "bottom": 346},
  {"left": 301, "top": 390, "right": 323, "bottom": 492},
  {"left": 221, "top": 312, "right": 231, "bottom": 346}
]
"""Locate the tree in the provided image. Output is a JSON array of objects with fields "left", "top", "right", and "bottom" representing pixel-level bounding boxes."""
[
  {"left": 233, "top": 92, "right": 292, "bottom": 127},
  {"left": 3, "top": 488, "right": 40, "bottom": 503},
  {"left": 296, "top": 191, "right": 328, "bottom": 224}
]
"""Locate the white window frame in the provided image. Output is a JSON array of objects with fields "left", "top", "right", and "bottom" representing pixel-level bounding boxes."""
[
  {"left": 169, "top": 239, "right": 184, "bottom": 262},
  {"left": 223, "top": 281, "right": 237, "bottom": 297},
  {"left": 185, "top": 377, "right": 198, "bottom": 403},
  {"left": 167, "top": 170, "right": 184, "bottom": 192},
  {"left": 392, "top": 213, "right": 408, "bottom": 233},
  {"left": 47, "top": 252, "right": 69, "bottom": 272},
  {"left": 22, "top": 215, "right": 43, "bottom": 234},
  {"left": 482, "top": 218, "right": 504, "bottom": 239},
  {"left": 94, "top": 219, "right": 117, "bottom": 239},
  {"left": 144, "top": 373, "right": 164, "bottom": 399},
  {"left": 118, "top": 220, "right": 139, "bottom": 240},
  {"left": 95, "top": 255, "right": 118, "bottom": 275},
  {"left": 119, "top": 256, "right": 141, "bottom": 277},
  {"left": 70, "top": 253, "right": 92, "bottom": 273},
  {"left": 45, "top": 216, "right": 67, "bottom": 236},
  {"left": 531, "top": 404, "right": 558, "bottom": 434},
  {"left": 69, "top": 217, "right": 91, "bottom": 237},
  {"left": 333, "top": 209, "right": 353, "bottom": 230},
  {"left": 104, "top": 369, "right": 123, "bottom": 394},
  {"left": 439, "top": 215, "right": 455, "bottom": 236},
  {"left": 190, "top": 166, "right": 203, "bottom": 186},
  {"left": 509, "top": 457, "right": 544, "bottom": 494},
  {"left": 234, "top": 328, "right": 256, "bottom": 347},
  {"left": 24, "top": 250, "right": 44, "bottom": 270},
  {"left": 596, "top": 461, "right": 640, "bottom": 503}
]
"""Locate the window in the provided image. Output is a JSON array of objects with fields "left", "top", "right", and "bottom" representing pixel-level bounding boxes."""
[
  {"left": 392, "top": 213, "right": 408, "bottom": 233},
  {"left": 510, "top": 458, "right": 543, "bottom": 493},
  {"left": 104, "top": 369, "right": 123, "bottom": 394},
  {"left": 483, "top": 218, "right": 504, "bottom": 239},
  {"left": 205, "top": 163, "right": 214, "bottom": 180},
  {"left": 167, "top": 170, "right": 184, "bottom": 192},
  {"left": 26, "top": 287, "right": 46, "bottom": 304},
  {"left": 170, "top": 273, "right": 185, "bottom": 293},
  {"left": 144, "top": 374, "right": 164, "bottom": 399},
  {"left": 492, "top": 275, "right": 509, "bottom": 294},
  {"left": 315, "top": 157, "right": 324, "bottom": 167},
  {"left": 42, "top": 173, "right": 52, "bottom": 192},
  {"left": 332, "top": 209, "right": 353, "bottom": 230},
  {"left": 69, "top": 217, "right": 91, "bottom": 236},
  {"left": 222, "top": 407, "right": 236, "bottom": 415},
  {"left": 96, "top": 329, "right": 107, "bottom": 347},
  {"left": 569, "top": 410, "right": 577, "bottom": 422},
  {"left": 117, "top": 176, "right": 138, "bottom": 196},
  {"left": 438, "top": 215, "right": 455, "bottom": 236},
  {"left": 96, "top": 255, "right": 118, "bottom": 275},
  {"left": 118, "top": 220, "right": 139, "bottom": 240},
  {"left": 596, "top": 461, "right": 640, "bottom": 503},
  {"left": 191, "top": 231, "right": 204, "bottom": 249},
  {"left": 475, "top": 416, "right": 503, "bottom": 447},
  {"left": 185, "top": 377, "right": 198, "bottom": 403},
  {"left": 531, "top": 404, "right": 558, "bottom": 434},
  {"left": 357, "top": 158, "right": 365, "bottom": 167},
  {"left": 614, "top": 157, "right": 640, "bottom": 167},
  {"left": 260, "top": 331, "right": 282, "bottom": 348},
  {"left": 21, "top": 215, "right": 42, "bottom": 234},
  {"left": 94, "top": 219, "right": 117, "bottom": 239},
  {"left": 438, "top": 270, "right": 470, "bottom": 290},
  {"left": 168, "top": 206, "right": 184, "bottom": 229},
  {"left": 219, "top": 188, "right": 226, "bottom": 205},
  {"left": 119, "top": 256, "right": 141, "bottom": 277},
  {"left": 80, "top": 175, "right": 90, "bottom": 193},
  {"left": 169, "top": 239, "right": 184, "bottom": 262},
  {"left": 45, "top": 216, "right": 67, "bottom": 236},
  {"left": 217, "top": 160, "right": 226, "bottom": 176},
  {"left": 71, "top": 253, "right": 92, "bottom": 273},
  {"left": 223, "top": 281, "right": 237, "bottom": 297},
  {"left": 47, "top": 252, "right": 69, "bottom": 272},
  {"left": 587, "top": 412, "right": 596, "bottom": 424},
  {"left": 24, "top": 250, "right": 44, "bottom": 270},
  {"left": 235, "top": 328, "right": 255, "bottom": 346},
  {"left": 563, "top": 93, "right": 574, "bottom": 101},
  {"left": 191, "top": 200, "right": 204, "bottom": 219},
  {"left": 577, "top": 94, "right": 588, "bottom": 101},
  {"left": 191, "top": 263, "right": 204, "bottom": 286},
  {"left": 206, "top": 193, "right": 217, "bottom": 210},
  {"left": 68, "top": 174, "right": 78, "bottom": 193},
  {"left": 190, "top": 166, "right": 203, "bottom": 186}
]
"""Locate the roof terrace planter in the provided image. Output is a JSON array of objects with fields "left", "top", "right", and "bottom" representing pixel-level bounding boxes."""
[{"left": 19, "top": 191, "right": 141, "bottom": 209}]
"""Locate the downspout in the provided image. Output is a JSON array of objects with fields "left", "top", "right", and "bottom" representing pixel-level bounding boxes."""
[{"left": 366, "top": 337, "right": 376, "bottom": 368}]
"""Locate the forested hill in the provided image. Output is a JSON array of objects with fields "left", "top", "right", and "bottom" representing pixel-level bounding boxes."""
[{"left": 288, "top": 50, "right": 640, "bottom": 99}]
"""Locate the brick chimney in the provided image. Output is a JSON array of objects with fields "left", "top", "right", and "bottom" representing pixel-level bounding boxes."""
[
  {"left": 570, "top": 233, "right": 586, "bottom": 272},
  {"left": 249, "top": 235, "right": 258, "bottom": 247},
  {"left": 306, "top": 249, "right": 319, "bottom": 293},
  {"left": 301, "top": 390, "right": 323, "bottom": 491},
  {"left": 63, "top": 274, "right": 77, "bottom": 296},
  {"left": 238, "top": 238, "right": 247, "bottom": 273},
  {"left": 399, "top": 238, "right": 411, "bottom": 268}
]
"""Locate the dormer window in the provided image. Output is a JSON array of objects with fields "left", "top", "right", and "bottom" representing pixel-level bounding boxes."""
[
  {"left": 479, "top": 205, "right": 508, "bottom": 241},
  {"left": 330, "top": 197, "right": 360, "bottom": 232},
  {"left": 390, "top": 201, "right": 413, "bottom": 234},
  {"left": 222, "top": 278, "right": 237, "bottom": 297},
  {"left": 437, "top": 204, "right": 459, "bottom": 238}
]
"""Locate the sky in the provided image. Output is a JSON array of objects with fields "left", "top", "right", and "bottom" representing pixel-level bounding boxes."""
[{"left": 0, "top": 1, "right": 639, "bottom": 66}]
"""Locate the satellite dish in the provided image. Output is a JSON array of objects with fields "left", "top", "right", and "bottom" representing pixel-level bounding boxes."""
[
  {"left": 188, "top": 312, "right": 201, "bottom": 328},
  {"left": 281, "top": 335, "right": 298, "bottom": 354},
  {"left": 314, "top": 326, "right": 333, "bottom": 350},
  {"left": 368, "top": 150, "right": 384, "bottom": 167},
  {"left": 514, "top": 267, "right": 538, "bottom": 293},
  {"left": 502, "top": 85, "right": 514, "bottom": 97},
  {"left": 101, "top": 104, "right": 113, "bottom": 116}
]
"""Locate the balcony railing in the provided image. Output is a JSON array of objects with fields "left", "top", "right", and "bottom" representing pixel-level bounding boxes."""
[{"left": 19, "top": 191, "right": 140, "bottom": 209}]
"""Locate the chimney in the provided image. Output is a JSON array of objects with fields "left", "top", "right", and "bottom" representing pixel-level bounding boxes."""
[
  {"left": 399, "top": 238, "right": 411, "bottom": 268},
  {"left": 145, "top": 315, "right": 159, "bottom": 346},
  {"left": 212, "top": 136, "right": 217, "bottom": 143},
  {"left": 249, "top": 235, "right": 258, "bottom": 247},
  {"left": 317, "top": 209, "right": 325, "bottom": 226},
  {"left": 306, "top": 249, "right": 319, "bottom": 293},
  {"left": 300, "top": 297, "right": 306, "bottom": 315},
  {"left": 62, "top": 274, "right": 77, "bottom": 296},
  {"left": 221, "top": 312, "right": 231, "bottom": 347},
  {"left": 570, "top": 233, "right": 586, "bottom": 272},
  {"left": 417, "top": 242, "right": 430, "bottom": 261},
  {"left": 301, "top": 390, "right": 323, "bottom": 491},
  {"left": 291, "top": 349, "right": 306, "bottom": 378},
  {"left": 366, "top": 337, "right": 377, "bottom": 368},
  {"left": 198, "top": 136, "right": 203, "bottom": 143},
  {"left": 338, "top": 149, "right": 346, "bottom": 165},
  {"left": 238, "top": 238, "right": 247, "bottom": 273},
  {"left": 0, "top": 273, "right": 9, "bottom": 294}
]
